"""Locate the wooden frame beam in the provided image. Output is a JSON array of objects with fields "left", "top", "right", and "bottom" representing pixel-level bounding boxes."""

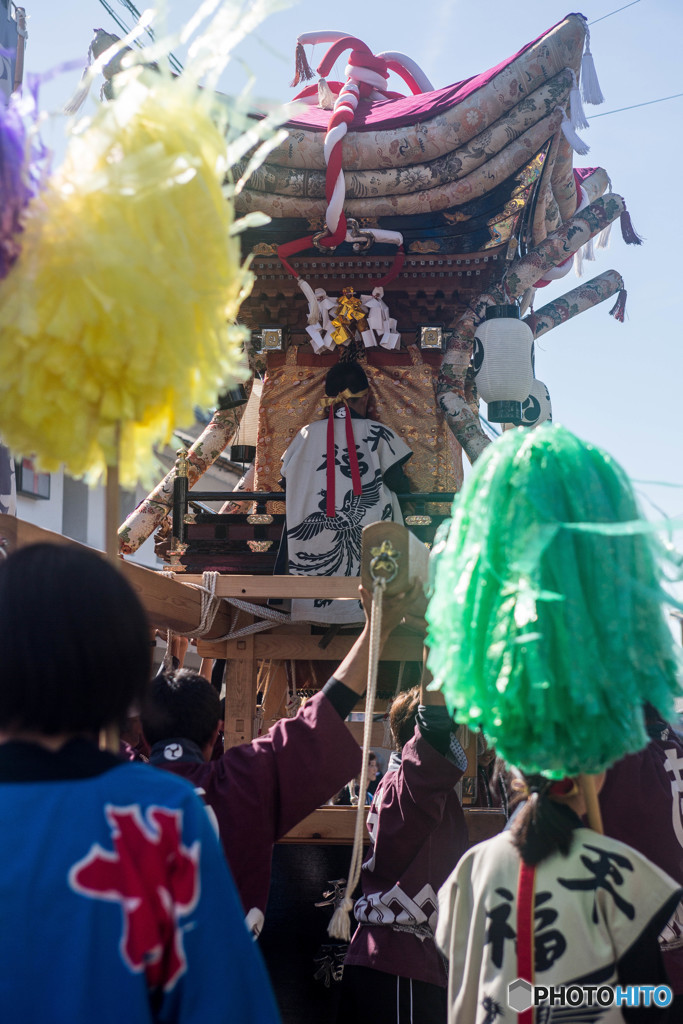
[
  {"left": 280, "top": 807, "right": 506, "bottom": 844},
  {"left": 0, "top": 516, "right": 234, "bottom": 638},
  {"left": 197, "top": 633, "right": 423, "bottom": 661},
  {"left": 183, "top": 573, "right": 361, "bottom": 599}
]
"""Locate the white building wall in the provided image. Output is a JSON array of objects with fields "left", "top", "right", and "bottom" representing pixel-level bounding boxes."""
[{"left": 16, "top": 467, "right": 64, "bottom": 534}]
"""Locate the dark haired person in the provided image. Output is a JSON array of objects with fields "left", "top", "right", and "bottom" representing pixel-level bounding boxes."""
[
  {"left": 437, "top": 769, "right": 682, "bottom": 1024},
  {"left": 142, "top": 583, "right": 420, "bottom": 939},
  {"left": 336, "top": 750, "right": 382, "bottom": 806},
  {"left": 0, "top": 543, "right": 279, "bottom": 1023},
  {"left": 338, "top": 677, "right": 469, "bottom": 1024},
  {"left": 280, "top": 360, "right": 412, "bottom": 623}
]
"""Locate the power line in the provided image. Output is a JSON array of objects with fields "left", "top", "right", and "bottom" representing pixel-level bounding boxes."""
[
  {"left": 589, "top": 0, "right": 643, "bottom": 26},
  {"left": 588, "top": 91, "right": 683, "bottom": 119},
  {"left": 116, "top": 0, "right": 184, "bottom": 74},
  {"left": 97, "top": 0, "right": 133, "bottom": 38},
  {"left": 96, "top": 0, "right": 184, "bottom": 76}
]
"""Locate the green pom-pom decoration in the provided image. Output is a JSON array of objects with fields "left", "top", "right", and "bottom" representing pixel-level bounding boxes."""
[{"left": 426, "top": 423, "right": 682, "bottom": 778}]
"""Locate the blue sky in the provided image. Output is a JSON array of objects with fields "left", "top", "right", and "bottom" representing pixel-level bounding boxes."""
[{"left": 23, "top": 0, "right": 683, "bottom": 525}]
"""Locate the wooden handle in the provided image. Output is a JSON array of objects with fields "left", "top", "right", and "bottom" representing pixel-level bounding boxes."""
[
  {"left": 105, "top": 423, "right": 121, "bottom": 565},
  {"left": 579, "top": 774, "right": 604, "bottom": 834},
  {"left": 360, "top": 521, "right": 429, "bottom": 596}
]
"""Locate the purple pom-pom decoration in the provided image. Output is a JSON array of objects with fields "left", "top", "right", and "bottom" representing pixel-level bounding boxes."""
[{"left": 0, "top": 95, "right": 34, "bottom": 280}]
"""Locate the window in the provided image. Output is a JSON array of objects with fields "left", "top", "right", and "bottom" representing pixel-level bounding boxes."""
[{"left": 16, "top": 459, "right": 50, "bottom": 500}]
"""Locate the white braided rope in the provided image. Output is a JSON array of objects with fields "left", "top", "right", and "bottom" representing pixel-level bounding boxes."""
[
  {"left": 169, "top": 570, "right": 223, "bottom": 639},
  {"left": 209, "top": 596, "right": 291, "bottom": 642},
  {"left": 168, "top": 572, "right": 292, "bottom": 641},
  {"left": 328, "top": 577, "right": 385, "bottom": 941}
]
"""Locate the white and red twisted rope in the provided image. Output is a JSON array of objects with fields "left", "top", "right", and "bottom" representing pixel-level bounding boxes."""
[{"left": 278, "top": 34, "right": 433, "bottom": 294}]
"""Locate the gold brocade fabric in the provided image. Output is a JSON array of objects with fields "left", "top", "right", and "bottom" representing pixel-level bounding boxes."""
[{"left": 255, "top": 345, "right": 463, "bottom": 502}]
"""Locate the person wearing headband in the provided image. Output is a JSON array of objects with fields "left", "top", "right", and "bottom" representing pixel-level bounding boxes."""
[{"left": 279, "top": 361, "right": 412, "bottom": 624}]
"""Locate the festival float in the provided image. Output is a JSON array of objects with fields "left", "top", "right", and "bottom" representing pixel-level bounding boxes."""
[
  {"left": 0, "top": 9, "right": 642, "bottom": 1019},
  {"left": 113, "top": 8, "right": 634, "bottom": 788}
]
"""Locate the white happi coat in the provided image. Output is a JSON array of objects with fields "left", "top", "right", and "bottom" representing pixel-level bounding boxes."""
[
  {"left": 281, "top": 408, "right": 412, "bottom": 623},
  {"left": 437, "top": 828, "right": 681, "bottom": 1024}
]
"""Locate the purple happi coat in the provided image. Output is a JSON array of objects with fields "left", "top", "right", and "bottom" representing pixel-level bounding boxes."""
[
  {"left": 151, "top": 687, "right": 361, "bottom": 935},
  {"left": 344, "top": 726, "right": 468, "bottom": 987},
  {"left": 599, "top": 716, "right": 683, "bottom": 993}
]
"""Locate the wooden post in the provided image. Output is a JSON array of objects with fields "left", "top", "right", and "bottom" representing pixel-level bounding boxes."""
[
  {"left": 580, "top": 774, "right": 604, "bottom": 834},
  {"left": 105, "top": 462, "right": 120, "bottom": 566},
  {"left": 260, "top": 662, "right": 290, "bottom": 731},
  {"left": 460, "top": 725, "right": 479, "bottom": 805},
  {"left": 103, "top": 429, "right": 121, "bottom": 751},
  {"left": 223, "top": 624, "right": 259, "bottom": 749}
]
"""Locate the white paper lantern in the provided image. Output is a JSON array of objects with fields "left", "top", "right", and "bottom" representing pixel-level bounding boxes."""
[
  {"left": 521, "top": 378, "right": 553, "bottom": 428},
  {"left": 473, "top": 305, "right": 534, "bottom": 424}
]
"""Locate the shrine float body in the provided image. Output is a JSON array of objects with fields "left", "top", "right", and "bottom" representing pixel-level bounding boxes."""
[{"left": 81, "top": 11, "right": 631, "bottom": 1020}]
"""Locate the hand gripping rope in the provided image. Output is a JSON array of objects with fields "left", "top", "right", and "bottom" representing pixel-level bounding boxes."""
[
  {"left": 327, "top": 574, "right": 386, "bottom": 941},
  {"left": 327, "top": 536, "right": 404, "bottom": 941}
]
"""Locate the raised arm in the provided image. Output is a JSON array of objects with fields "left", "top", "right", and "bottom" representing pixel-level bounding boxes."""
[{"left": 333, "top": 580, "right": 426, "bottom": 696}]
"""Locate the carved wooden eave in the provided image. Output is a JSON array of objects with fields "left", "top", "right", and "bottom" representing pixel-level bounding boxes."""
[{"left": 238, "top": 251, "right": 505, "bottom": 335}]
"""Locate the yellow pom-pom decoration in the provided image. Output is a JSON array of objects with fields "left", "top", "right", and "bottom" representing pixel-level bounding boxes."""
[{"left": 0, "top": 69, "right": 252, "bottom": 487}]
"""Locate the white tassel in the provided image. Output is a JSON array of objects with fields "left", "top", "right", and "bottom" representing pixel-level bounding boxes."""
[
  {"left": 318, "top": 77, "right": 335, "bottom": 110},
  {"left": 519, "top": 287, "right": 536, "bottom": 318},
  {"left": 573, "top": 246, "right": 584, "bottom": 278},
  {"left": 569, "top": 70, "right": 589, "bottom": 130},
  {"left": 583, "top": 236, "right": 595, "bottom": 261},
  {"left": 559, "top": 110, "right": 590, "bottom": 156},
  {"left": 596, "top": 222, "right": 612, "bottom": 251},
  {"left": 328, "top": 893, "right": 354, "bottom": 941},
  {"left": 63, "top": 36, "right": 97, "bottom": 115},
  {"left": 581, "top": 26, "right": 604, "bottom": 105},
  {"left": 63, "top": 76, "right": 92, "bottom": 115}
]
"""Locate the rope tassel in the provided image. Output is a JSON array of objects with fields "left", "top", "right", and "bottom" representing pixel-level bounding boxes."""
[
  {"left": 318, "top": 77, "right": 335, "bottom": 110},
  {"left": 609, "top": 288, "right": 627, "bottom": 323},
  {"left": 291, "top": 41, "right": 315, "bottom": 87},
  {"left": 569, "top": 70, "right": 589, "bottom": 130},
  {"left": 596, "top": 222, "right": 612, "bottom": 251},
  {"left": 559, "top": 109, "right": 590, "bottom": 156},
  {"left": 581, "top": 25, "right": 604, "bottom": 106},
  {"left": 620, "top": 209, "right": 644, "bottom": 245}
]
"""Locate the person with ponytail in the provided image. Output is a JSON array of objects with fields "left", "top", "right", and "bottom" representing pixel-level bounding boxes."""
[
  {"left": 438, "top": 766, "right": 681, "bottom": 1022},
  {"left": 426, "top": 424, "right": 683, "bottom": 1024}
]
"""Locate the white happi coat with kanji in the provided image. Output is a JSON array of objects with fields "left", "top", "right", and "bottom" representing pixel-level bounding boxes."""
[
  {"left": 281, "top": 409, "right": 412, "bottom": 623},
  {"left": 437, "top": 828, "right": 681, "bottom": 1024}
]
